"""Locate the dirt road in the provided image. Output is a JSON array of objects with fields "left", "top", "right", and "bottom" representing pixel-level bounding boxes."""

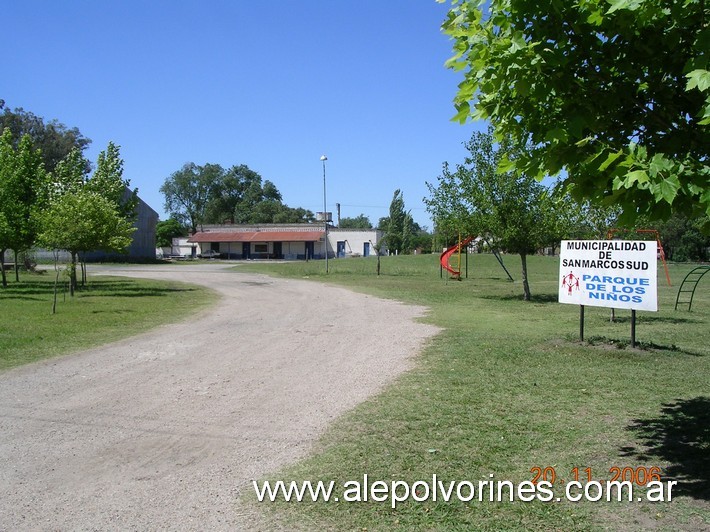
[{"left": 0, "top": 264, "right": 439, "bottom": 530}]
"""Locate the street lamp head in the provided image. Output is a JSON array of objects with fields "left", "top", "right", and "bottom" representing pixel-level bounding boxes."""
[{"left": 320, "top": 155, "right": 327, "bottom": 161}]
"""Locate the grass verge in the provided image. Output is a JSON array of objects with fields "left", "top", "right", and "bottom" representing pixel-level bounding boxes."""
[
  {"left": 239, "top": 254, "right": 709, "bottom": 531},
  {"left": 0, "top": 271, "right": 215, "bottom": 371}
]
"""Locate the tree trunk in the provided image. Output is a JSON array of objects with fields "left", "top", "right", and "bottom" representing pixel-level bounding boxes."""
[
  {"left": 14, "top": 250, "right": 19, "bottom": 282},
  {"left": 0, "top": 249, "right": 6, "bottom": 288},
  {"left": 52, "top": 251, "right": 60, "bottom": 314},
  {"left": 69, "top": 252, "right": 77, "bottom": 297},
  {"left": 81, "top": 254, "right": 86, "bottom": 286},
  {"left": 520, "top": 253, "right": 531, "bottom": 301}
]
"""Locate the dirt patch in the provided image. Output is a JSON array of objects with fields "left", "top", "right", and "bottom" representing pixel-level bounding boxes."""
[{"left": 0, "top": 263, "right": 440, "bottom": 530}]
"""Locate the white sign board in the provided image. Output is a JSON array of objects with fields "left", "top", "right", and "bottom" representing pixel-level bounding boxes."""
[{"left": 559, "top": 240, "right": 657, "bottom": 311}]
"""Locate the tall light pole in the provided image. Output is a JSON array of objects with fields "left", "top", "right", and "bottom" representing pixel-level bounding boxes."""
[{"left": 320, "top": 155, "right": 329, "bottom": 273}]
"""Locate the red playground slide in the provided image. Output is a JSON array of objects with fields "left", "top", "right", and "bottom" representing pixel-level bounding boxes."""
[{"left": 440, "top": 236, "right": 475, "bottom": 277}]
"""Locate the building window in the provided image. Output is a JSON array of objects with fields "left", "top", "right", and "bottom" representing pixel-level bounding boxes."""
[{"left": 254, "top": 243, "right": 268, "bottom": 253}]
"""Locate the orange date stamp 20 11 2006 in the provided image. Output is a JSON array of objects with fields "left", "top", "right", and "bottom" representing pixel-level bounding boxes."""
[{"left": 531, "top": 466, "right": 663, "bottom": 486}]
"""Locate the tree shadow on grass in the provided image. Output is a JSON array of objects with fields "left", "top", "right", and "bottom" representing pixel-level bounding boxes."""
[
  {"left": 82, "top": 286, "right": 199, "bottom": 298},
  {"left": 78, "top": 279, "right": 200, "bottom": 298},
  {"left": 620, "top": 396, "right": 710, "bottom": 500},
  {"left": 0, "top": 280, "right": 58, "bottom": 297},
  {"left": 479, "top": 292, "right": 559, "bottom": 304},
  {"left": 90, "top": 309, "right": 136, "bottom": 314},
  {"left": 0, "top": 295, "right": 45, "bottom": 301},
  {"left": 584, "top": 335, "right": 705, "bottom": 357},
  {"left": 609, "top": 315, "right": 701, "bottom": 325},
  {"left": 1, "top": 279, "right": 199, "bottom": 300}
]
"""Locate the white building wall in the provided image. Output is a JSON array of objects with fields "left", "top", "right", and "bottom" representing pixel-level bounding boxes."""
[
  {"left": 327, "top": 228, "right": 385, "bottom": 258},
  {"left": 185, "top": 224, "right": 385, "bottom": 260},
  {"left": 172, "top": 237, "right": 196, "bottom": 257},
  {"left": 281, "top": 241, "right": 307, "bottom": 259}
]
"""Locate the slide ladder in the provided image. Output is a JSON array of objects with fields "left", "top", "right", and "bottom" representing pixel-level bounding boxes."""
[
  {"left": 440, "top": 236, "right": 475, "bottom": 279},
  {"left": 674, "top": 265, "right": 710, "bottom": 311}
]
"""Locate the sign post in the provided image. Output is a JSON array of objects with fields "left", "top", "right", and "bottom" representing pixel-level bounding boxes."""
[
  {"left": 580, "top": 305, "right": 585, "bottom": 342},
  {"left": 559, "top": 240, "right": 658, "bottom": 345}
]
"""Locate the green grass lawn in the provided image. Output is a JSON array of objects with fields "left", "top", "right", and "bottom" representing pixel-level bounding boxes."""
[
  {"left": 0, "top": 271, "right": 215, "bottom": 371},
  {"left": 240, "top": 254, "right": 709, "bottom": 531}
]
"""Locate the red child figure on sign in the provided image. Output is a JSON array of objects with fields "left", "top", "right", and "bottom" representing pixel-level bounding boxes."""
[{"left": 562, "top": 271, "right": 580, "bottom": 295}]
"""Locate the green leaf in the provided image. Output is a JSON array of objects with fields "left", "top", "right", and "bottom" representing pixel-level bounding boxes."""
[
  {"left": 544, "top": 127, "right": 568, "bottom": 144},
  {"left": 567, "top": 115, "right": 588, "bottom": 138},
  {"left": 693, "top": 28, "right": 710, "bottom": 54},
  {"left": 630, "top": 143, "right": 648, "bottom": 161},
  {"left": 624, "top": 170, "right": 649, "bottom": 186},
  {"left": 701, "top": 186, "right": 710, "bottom": 204},
  {"left": 686, "top": 69, "right": 710, "bottom": 92},
  {"left": 598, "top": 150, "right": 624, "bottom": 172},
  {"left": 440, "top": 0, "right": 707, "bottom": 225},
  {"left": 452, "top": 102, "right": 471, "bottom": 124},
  {"left": 606, "top": 0, "right": 642, "bottom": 14},
  {"left": 587, "top": 9, "right": 604, "bottom": 25},
  {"left": 697, "top": 102, "right": 710, "bottom": 124},
  {"left": 648, "top": 153, "right": 673, "bottom": 177},
  {"left": 651, "top": 176, "right": 681, "bottom": 204},
  {"left": 575, "top": 136, "right": 593, "bottom": 147},
  {"left": 509, "top": 31, "right": 527, "bottom": 52},
  {"left": 445, "top": 57, "right": 467, "bottom": 71},
  {"left": 515, "top": 78, "right": 531, "bottom": 96},
  {"left": 497, "top": 155, "right": 516, "bottom": 174}
]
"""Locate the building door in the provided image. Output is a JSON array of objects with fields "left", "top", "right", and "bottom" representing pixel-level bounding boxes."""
[
  {"left": 305, "top": 241, "right": 314, "bottom": 260},
  {"left": 363, "top": 242, "right": 370, "bottom": 257},
  {"left": 273, "top": 242, "right": 282, "bottom": 259},
  {"left": 337, "top": 241, "right": 346, "bottom": 258},
  {"left": 242, "top": 242, "right": 250, "bottom": 259}
]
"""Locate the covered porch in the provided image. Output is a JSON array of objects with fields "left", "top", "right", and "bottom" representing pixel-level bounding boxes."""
[{"left": 187, "top": 230, "right": 326, "bottom": 260}]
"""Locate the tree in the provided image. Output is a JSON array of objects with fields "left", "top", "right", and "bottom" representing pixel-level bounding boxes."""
[
  {"left": 156, "top": 218, "right": 186, "bottom": 248},
  {"left": 0, "top": 105, "right": 90, "bottom": 173},
  {"left": 0, "top": 128, "right": 18, "bottom": 287},
  {"left": 80, "top": 142, "right": 137, "bottom": 283},
  {"left": 656, "top": 213, "right": 710, "bottom": 261},
  {"left": 37, "top": 190, "right": 135, "bottom": 297},
  {"left": 0, "top": 129, "right": 46, "bottom": 287},
  {"left": 575, "top": 200, "right": 623, "bottom": 240},
  {"left": 205, "top": 164, "right": 260, "bottom": 224},
  {"left": 200, "top": 164, "right": 290, "bottom": 225},
  {"left": 339, "top": 214, "right": 372, "bottom": 229},
  {"left": 539, "top": 190, "right": 623, "bottom": 254},
  {"left": 160, "top": 163, "right": 213, "bottom": 233},
  {"left": 409, "top": 229, "right": 434, "bottom": 253},
  {"left": 272, "top": 205, "right": 315, "bottom": 224},
  {"left": 382, "top": 190, "right": 416, "bottom": 254},
  {"left": 372, "top": 239, "right": 383, "bottom": 276},
  {"left": 425, "top": 129, "right": 556, "bottom": 300},
  {"left": 87, "top": 141, "right": 137, "bottom": 220},
  {"left": 441, "top": 0, "right": 710, "bottom": 230},
  {"left": 246, "top": 199, "right": 283, "bottom": 224},
  {"left": 34, "top": 143, "right": 137, "bottom": 293},
  {"left": 0, "top": 214, "right": 11, "bottom": 275},
  {"left": 261, "top": 180, "right": 282, "bottom": 202},
  {"left": 48, "top": 147, "right": 89, "bottom": 200},
  {"left": 162, "top": 161, "right": 313, "bottom": 228},
  {"left": 233, "top": 178, "right": 283, "bottom": 223}
]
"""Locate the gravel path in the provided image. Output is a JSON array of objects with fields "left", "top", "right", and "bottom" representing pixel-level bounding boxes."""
[{"left": 0, "top": 263, "right": 439, "bottom": 530}]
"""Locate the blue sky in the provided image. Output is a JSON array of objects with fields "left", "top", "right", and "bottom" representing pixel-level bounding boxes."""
[{"left": 3, "top": 0, "right": 484, "bottom": 229}]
